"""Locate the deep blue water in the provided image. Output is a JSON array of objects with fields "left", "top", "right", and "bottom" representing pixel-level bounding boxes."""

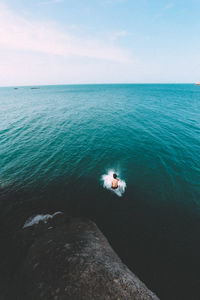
[{"left": 0, "top": 84, "right": 200, "bottom": 299}]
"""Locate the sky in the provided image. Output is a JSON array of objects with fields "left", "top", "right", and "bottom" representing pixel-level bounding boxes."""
[{"left": 0, "top": 0, "right": 199, "bottom": 86}]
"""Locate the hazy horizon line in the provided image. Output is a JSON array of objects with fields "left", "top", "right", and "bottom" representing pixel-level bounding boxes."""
[{"left": 0, "top": 82, "right": 197, "bottom": 88}]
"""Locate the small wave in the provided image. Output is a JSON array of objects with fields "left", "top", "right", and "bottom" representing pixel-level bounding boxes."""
[
  {"left": 23, "top": 211, "right": 63, "bottom": 228},
  {"left": 0, "top": 179, "right": 14, "bottom": 189},
  {"left": 101, "top": 170, "right": 126, "bottom": 197}
]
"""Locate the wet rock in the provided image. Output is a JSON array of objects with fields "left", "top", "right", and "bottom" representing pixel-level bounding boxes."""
[{"left": 7, "top": 214, "right": 159, "bottom": 300}]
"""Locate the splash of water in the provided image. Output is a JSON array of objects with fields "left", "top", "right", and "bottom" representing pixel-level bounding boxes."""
[
  {"left": 101, "top": 170, "right": 126, "bottom": 197},
  {"left": 23, "top": 211, "right": 63, "bottom": 228}
]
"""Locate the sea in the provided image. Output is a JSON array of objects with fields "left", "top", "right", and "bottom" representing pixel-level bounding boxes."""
[{"left": 0, "top": 84, "right": 200, "bottom": 299}]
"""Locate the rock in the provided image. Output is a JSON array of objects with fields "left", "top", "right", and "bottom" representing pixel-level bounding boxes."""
[{"left": 7, "top": 214, "right": 159, "bottom": 300}]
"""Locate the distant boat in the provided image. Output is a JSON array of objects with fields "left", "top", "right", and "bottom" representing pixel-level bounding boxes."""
[
  {"left": 195, "top": 83, "right": 200, "bottom": 85},
  {"left": 14, "top": 88, "right": 18, "bottom": 90},
  {"left": 31, "top": 87, "right": 40, "bottom": 89}
]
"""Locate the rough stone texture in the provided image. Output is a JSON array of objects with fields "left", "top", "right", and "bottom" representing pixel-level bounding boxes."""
[{"left": 8, "top": 214, "right": 159, "bottom": 300}]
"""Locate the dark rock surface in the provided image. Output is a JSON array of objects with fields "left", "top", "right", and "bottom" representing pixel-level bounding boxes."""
[{"left": 6, "top": 213, "right": 159, "bottom": 300}]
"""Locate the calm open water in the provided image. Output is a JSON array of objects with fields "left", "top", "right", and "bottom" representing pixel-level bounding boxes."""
[{"left": 0, "top": 84, "right": 200, "bottom": 299}]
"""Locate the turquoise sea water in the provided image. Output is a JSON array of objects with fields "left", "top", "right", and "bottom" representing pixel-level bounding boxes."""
[{"left": 0, "top": 84, "right": 200, "bottom": 299}]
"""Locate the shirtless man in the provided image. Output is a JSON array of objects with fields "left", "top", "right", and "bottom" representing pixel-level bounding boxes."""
[{"left": 112, "top": 173, "right": 119, "bottom": 189}]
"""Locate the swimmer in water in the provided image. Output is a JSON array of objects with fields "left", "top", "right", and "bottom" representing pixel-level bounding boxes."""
[{"left": 112, "top": 173, "right": 119, "bottom": 189}]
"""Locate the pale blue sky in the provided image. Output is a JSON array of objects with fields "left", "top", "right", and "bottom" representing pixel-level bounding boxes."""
[{"left": 0, "top": 0, "right": 199, "bottom": 86}]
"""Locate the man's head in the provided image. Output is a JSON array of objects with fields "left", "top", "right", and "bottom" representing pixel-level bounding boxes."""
[{"left": 113, "top": 173, "right": 117, "bottom": 179}]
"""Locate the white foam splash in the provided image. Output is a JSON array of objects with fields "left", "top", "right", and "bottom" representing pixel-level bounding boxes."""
[
  {"left": 23, "top": 211, "right": 63, "bottom": 228},
  {"left": 101, "top": 170, "right": 126, "bottom": 197}
]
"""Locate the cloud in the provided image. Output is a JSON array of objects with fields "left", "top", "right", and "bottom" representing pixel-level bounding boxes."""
[
  {"left": 108, "top": 30, "right": 130, "bottom": 43},
  {"left": 0, "top": 48, "right": 157, "bottom": 87},
  {"left": 164, "top": 3, "right": 175, "bottom": 10},
  {"left": 114, "top": 30, "right": 129, "bottom": 38},
  {"left": 153, "top": 2, "right": 175, "bottom": 19},
  {"left": 0, "top": 4, "right": 131, "bottom": 63},
  {"left": 39, "top": 0, "right": 64, "bottom": 5},
  {"left": 103, "top": 0, "right": 127, "bottom": 3}
]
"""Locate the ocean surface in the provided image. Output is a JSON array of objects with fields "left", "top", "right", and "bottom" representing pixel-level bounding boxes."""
[{"left": 0, "top": 84, "right": 200, "bottom": 299}]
